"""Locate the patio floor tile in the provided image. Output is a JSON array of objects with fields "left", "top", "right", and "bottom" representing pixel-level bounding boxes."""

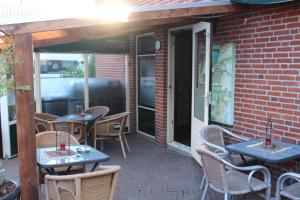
[{"left": 3, "top": 134, "right": 262, "bottom": 200}]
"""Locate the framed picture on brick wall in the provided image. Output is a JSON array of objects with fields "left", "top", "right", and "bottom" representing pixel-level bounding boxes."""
[{"left": 211, "top": 43, "right": 236, "bottom": 125}]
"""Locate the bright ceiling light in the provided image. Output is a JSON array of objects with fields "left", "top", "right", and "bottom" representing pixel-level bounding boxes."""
[{"left": 97, "top": 0, "right": 131, "bottom": 22}]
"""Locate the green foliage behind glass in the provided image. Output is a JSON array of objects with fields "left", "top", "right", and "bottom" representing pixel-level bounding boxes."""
[{"left": 0, "top": 46, "right": 31, "bottom": 97}]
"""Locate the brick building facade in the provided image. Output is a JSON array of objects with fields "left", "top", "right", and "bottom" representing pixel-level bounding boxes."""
[
  {"left": 214, "top": 3, "right": 300, "bottom": 144},
  {"left": 125, "top": 0, "right": 300, "bottom": 151},
  {"left": 95, "top": 1, "right": 300, "bottom": 157}
]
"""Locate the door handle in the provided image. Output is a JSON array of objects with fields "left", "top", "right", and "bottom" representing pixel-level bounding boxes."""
[{"left": 203, "top": 92, "right": 211, "bottom": 105}]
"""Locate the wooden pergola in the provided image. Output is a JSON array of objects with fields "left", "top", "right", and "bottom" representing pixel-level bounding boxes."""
[{"left": 0, "top": 1, "right": 246, "bottom": 199}]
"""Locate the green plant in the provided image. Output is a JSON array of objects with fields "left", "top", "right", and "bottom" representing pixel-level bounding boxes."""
[
  {"left": 88, "top": 54, "right": 95, "bottom": 78},
  {"left": 0, "top": 46, "right": 31, "bottom": 96},
  {"left": 61, "top": 63, "right": 84, "bottom": 78},
  {"left": 60, "top": 54, "right": 96, "bottom": 78}
]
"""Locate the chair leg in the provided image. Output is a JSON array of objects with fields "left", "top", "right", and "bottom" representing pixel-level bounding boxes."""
[
  {"left": 94, "top": 138, "right": 97, "bottom": 148},
  {"left": 275, "top": 191, "right": 281, "bottom": 200},
  {"left": 119, "top": 134, "right": 127, "bottom": 158},
  {"left": 122, "top": 133, "right": 130, "bottom": 152},
  {"left": 200, "top": 176, "right": 206, "bottom": 190},
  {"left": 100, "top": 140, "right": 104, "bottom": 151},
  {"left": 201, "top": 183, "right": 208, "bottom": 200},
  {"left": 224, "top": 193, "right": 230, "bottom": 200},
  {"left": 265, "top": 187, "right": 271, "bottom": 200}
]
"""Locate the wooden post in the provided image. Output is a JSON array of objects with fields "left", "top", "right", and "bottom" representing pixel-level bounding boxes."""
[{"left": 14, "top": 33, "right": 39, "bottom": 200}]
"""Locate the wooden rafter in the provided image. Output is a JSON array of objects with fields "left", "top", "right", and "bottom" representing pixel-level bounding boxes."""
[
  {"left": 0, "top": 4, "right": 246, "bottom": 35},
  {"left": 32, "top": 18, "right": 195, "bottom": 47}
]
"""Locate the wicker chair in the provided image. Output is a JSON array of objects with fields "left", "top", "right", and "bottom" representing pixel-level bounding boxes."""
[
  {"left": 36, "top": 131, "right": 85, "bottom": 182},
  {"left": 49, "top": 121, "right": 87, "bottom": 144},
  {"left": 34, "top": 113, "right": 58, "bottom": 133},
  {"left": 197, "top": 148, "right": 271, "bottom": 200},
  {"left": 276, "top": 172, "right": 300, "bottom": 200},
  {"left": 45, "top": 165, "right": 121, "bottom": 200},
  {"left": 93, "top": 112, "right": 130, "bottom": 158},
  {"left": 84, "top": 106, "right": 110, "bottom": 121}
]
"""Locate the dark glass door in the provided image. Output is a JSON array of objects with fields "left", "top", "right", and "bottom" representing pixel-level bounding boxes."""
[{"left": 137, "top": 35, "right": 155, "bottom": 136}]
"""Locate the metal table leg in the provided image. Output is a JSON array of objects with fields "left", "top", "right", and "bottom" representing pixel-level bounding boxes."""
[{"left": 91, "top": 162, "right": 100, "bottom": 172}]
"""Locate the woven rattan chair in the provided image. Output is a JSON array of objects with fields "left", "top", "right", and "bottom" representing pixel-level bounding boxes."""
[
  {"left": 84, "top": 106, "right": 110, "bottom": 121},
  {"left": 93, "top": 112, "right": 130, "bottom": 158},
  {"left": 276, "top": 172, "right": 300, "bottom": 200},
  {"left": 36, "top": 131, "right": 85, "bottom": 183},
  {"left": 35, "top": 113, "right": 58, "bottom": 133},
  {"left": 45, "top": 165, "right": 121, "bottom": 200},
  {"left": 197, "top": 148, "right": 271, "bottom": 200},
  {"left": 49, "top": 121, "right": 87, "bottom": 144}
]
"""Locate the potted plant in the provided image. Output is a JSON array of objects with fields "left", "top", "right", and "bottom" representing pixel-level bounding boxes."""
[
  {"left": 0, "top": 45, "right": 30, "bottom": 199},
  {"left": 0, "top": 160, "right": 20, "bottom": 200}
]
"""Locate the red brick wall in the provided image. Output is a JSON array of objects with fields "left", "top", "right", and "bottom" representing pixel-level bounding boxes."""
[
  {"left": 214, "top": 2, "right": 300, "bottom": 146},
  {"left": 129, "top": 2, "right": 300, "bottom": 148},
  {"left": 129, "top": 35, "right": 137, "bottom": 133},
  {"left": 154, "top": 29, "right": 168, "bottom": 144},
  {"left": 95, "top": 54, "right": 126, "bottom": 79}
]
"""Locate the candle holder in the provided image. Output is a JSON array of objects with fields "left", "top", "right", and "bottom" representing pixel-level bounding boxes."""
[
  {"left": 265, "top": 116, "right": 272, "bottom": 148},
  {"left": 76, "top": 105, "right": 83, "bottom": 116},
  {"left": 56, "top": 131, "right": 70, "bottom": 154}
]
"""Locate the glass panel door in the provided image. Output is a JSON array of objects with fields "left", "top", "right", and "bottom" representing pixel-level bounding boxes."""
[
  {"left": 194, "top": 30, "right": 207, "bottom": 122},
  {"left": 137, "top": 34, "right": 155, "bottom": 136},
  {"left": 191, "top": 22, "right": 211, "bottom": 163}
]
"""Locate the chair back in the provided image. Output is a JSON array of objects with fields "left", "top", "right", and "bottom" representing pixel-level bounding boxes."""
[
  {"left": 197, "top": 148, "right": 228, "bottom": 194},
  {"left": 36, "top": 131, "right": 79, "bottom": 148},
  {"left": 200, "top": 125, "right": 225, "bottom": 152},
  {"left": 34, "top": 113, "right": 58, "bottom": 133},
  {"left": 84, "top": 106, "right": 110, "bottom": 120},
  {"left": 94, "top": 112, "right": 129, "bottom": 137},
  {"left": 49, "top": 121, "right": 86, "bottom": 143},
  {"left": 45, "top": 165, "right": 121, "bottom": 200}
]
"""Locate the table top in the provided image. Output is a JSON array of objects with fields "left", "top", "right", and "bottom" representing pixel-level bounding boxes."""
[
  {"left": 226, "top": 138, "right": 300, "bottom": 164},
  {"left": 57, "top": 113, "right": 102, "bottom": 123},
  {"left": 37, "top": 145, "right": 109, "bottom": 168}
]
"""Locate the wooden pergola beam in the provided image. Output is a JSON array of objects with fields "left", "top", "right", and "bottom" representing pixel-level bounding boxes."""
[
  {"left": 0, "top": 4, "right": 246, "bottom": 35},
  {"left": 14, "top": 33, "right": 39, "bottom": 200},
  {"left": 33, "top": 18, "right": 193, "bottom": 47},
  {"left": 129, "top": 4, "right": 245, "bottom": 20}
]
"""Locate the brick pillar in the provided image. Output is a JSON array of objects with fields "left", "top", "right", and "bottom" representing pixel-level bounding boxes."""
[
  {"left": 129, "top": 34, "right": 137, "bottom": 133},
  {"left": 155, "top": 29, "right": 168, "bottom": 144}
]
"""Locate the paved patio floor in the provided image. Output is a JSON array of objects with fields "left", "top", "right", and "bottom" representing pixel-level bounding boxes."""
[{"left": 4, "top": 134, "right": 262, "bottom": 200}]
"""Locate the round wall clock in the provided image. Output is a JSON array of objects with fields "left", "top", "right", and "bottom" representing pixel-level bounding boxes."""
[{"left": 155, "top": 40, "right": 161, "bottom": 50}]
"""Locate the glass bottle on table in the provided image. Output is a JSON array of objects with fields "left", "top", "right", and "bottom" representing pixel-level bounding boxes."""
[{"left": 265, "top": 116, "right": 272, "bottom": 148}]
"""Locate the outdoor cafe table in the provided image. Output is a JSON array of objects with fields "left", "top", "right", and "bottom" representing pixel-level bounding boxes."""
[
  {"left": 57, "top": 113, "right": 102, "bottom": 139},
  {"left": 226, "top": 138, "right": 300, "bottom": 164},
  {"left": 57, "top": 113, "right": 102, "bottom": 131},
  {"left": 37, "top": 145, "right": 109, "bottom": 175}
]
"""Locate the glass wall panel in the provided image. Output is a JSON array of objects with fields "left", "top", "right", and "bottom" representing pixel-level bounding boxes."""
[
  {"left": 7, "top": 92, "right": 16, "bottom": 121},
  {"left": 40, "top": 53, "right": 84, "bottom": 116},
  {"left": 138, "top": 56, "right": 155, "bottom": 108},
  {"left": 138, "top": 107, "right": 155, "bottom": 136},
  {"left": 194, "top": 30, "right": 206, "bottom": 121},
  {"left": 138, "top": 35, "right": 155, "bottom": 55},
  {"left": 88, "top": 54, "right": 126, "bottom": 115},
  {"left": 137, "top": 34, "right": 156, "bottom": 136}
]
